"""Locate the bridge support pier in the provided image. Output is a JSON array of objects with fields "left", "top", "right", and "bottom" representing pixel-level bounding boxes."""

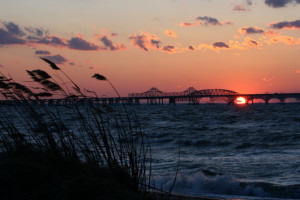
[
  {"left": 158, "top": 98, "right": 164, "bottom": 105},
  {"left": 169, "top": 97, "right": 176, "bottom": 105},
  {"left": 265, "top": 99, "right": 269, "bottom": 105},
  {"left": 227, "top": 98, "right": 234, "bottom": 105},
  {"left": 250, "top": 99, "right": 254, "bottom": 105},
  {"left": 280, "top": 99, "right": 285, "bottom": 104},
  {"left": 134, "top": 98, "right": 140, "bottom": 105}
]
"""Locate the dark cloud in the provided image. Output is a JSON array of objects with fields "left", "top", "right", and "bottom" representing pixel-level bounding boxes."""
[
  {"left": 0, "top": 21, "right": 27, "bottom": 45},
  {"left": 249, "top": 40, "right": 258, "bottom": 45},
  {"left": 245, "top": 38, "right": 260, "bottom": 47},
  {"left": 162, "top": 45, "right": 175, "bottom": 52},
  {"left": 43, "top": 54, "right": 68, "bottom": 64},
  {"left": 264, "top": 0, "right": 300, "bottom": 7},
  {"left": 187, "top": 45, "right": 195, "bottom": 51},
  {"left": 25, "top": 27, "right": 48, "bottom": 37},
  {"left": 246, "top": 0, "right": 253, "bottom": 5},
  {"left": 0, "top": 21, "right": 50, "bottom": 46},
  {"left": 151, "top": 39, "right": 161, "bottom": 49},
  {"left": 100, "top": 36, "right": 126, "bottom": 51},
  {"left": 69, "top": 62, "right": 75, "bottom": 66},
  {"left": 0, "top": 21, "right": 124, "bottom": 52},
  {"left": 129, "top": 35, "right": 149, "bottom": 51},
  {"left": 0, "top": 21, "right": 98, "bottom": 51},
  {"left": 265, "top": 0, "right": 291, "bottom": 7},
  {"left": 35, "top": 50, "right": 51, "bottom": 55},
  {"left": 213, "top": 42, "right": 230, "bottom": 48},
  {"left": 32, "top": 35, "right": 67, "bottom": 46},
  {"left": 0, "top": 28, "right": 26, "bottom": 45},
  {"left": 239, "top": 26, "right": 265, "bottom": 34},
  {"left": 196, "top": 16, "right": 221, "bottom": 25},
  {"left": 181, "top": 16, "right": 233, "bottom": 27},
  {"left": 100, "top": 36, "right": 116, "bottom": 50},
  {"left": 0, "top": 64, "right": 4, "bottom": 67},
  {"left": 269, "top": 19, "right": 300, "bottom": 29},
  {"left": 4, "top": 22, "right": 25, "bottom": 36},
  {"left": 68, "top": 37, "right": 99, "bottom": 50}
]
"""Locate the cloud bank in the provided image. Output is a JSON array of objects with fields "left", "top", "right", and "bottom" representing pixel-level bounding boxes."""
[{"left": 0, "top": 21, "right": 127, "bottom": 52}]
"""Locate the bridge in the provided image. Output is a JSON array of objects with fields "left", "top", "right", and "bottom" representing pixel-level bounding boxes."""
[
  {"left": 127, "top": 87, "right": 300, "bottom": 105},
  {"left": 0, "top": 87, "right": 299, "bottom": 106}
]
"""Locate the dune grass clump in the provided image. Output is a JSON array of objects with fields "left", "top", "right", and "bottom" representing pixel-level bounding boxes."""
[{"left": 0, "top": 58, "right": 154, "bottom": 199}]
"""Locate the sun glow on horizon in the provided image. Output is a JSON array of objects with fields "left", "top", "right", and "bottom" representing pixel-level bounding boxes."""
[{"left": 236, "top": 97, "right": 246, "bottom": 105}]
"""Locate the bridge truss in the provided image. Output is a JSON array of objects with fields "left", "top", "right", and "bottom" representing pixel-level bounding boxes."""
[{"left": 128, "top": 87, "right": 300, "bottom": 105}]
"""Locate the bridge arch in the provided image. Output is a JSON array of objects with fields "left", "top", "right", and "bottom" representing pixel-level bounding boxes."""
[{"left": 191, "top": 89, "right": 238, "bottom": 96}]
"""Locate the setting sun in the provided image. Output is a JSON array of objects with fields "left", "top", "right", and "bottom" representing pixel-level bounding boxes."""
[{"left": 236, "top": 97, "right": 246, "bottom": 105}]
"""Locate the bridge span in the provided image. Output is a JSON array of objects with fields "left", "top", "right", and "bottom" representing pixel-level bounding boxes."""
[
  {"left": 0, "top": 87, "right": 299, "bottom": 106},
  {"left": 128, "top": 87, "right": 300, "bottom": 105}
]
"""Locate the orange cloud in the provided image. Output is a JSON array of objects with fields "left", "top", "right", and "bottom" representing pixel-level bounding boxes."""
[
  {"left": 129, "top": 30, "right": 161, "bottom": 51},
  {"left": 164, "top": 29, "right": 178, "bottom": 38},
  {"left": 197, "top": 42, "right": 231, "bottom": 53},
  {"left": 222, "top": 20, "right": 234, "bottom": 25},
  {"left": 197, "top": 44, "right": 214, "bottom": 52},
  {"left": 244, "top": 38, "right": 262, "bottom": 48},
  {"left": 194, "top": 37, "right": 263, "bottom": 53},
  {"left": 264, "top": 30, "right": 279, "bottom": 36},
  {"left": 269, "top": 36, "right": 300, "bottom": 46},
  {"left": 228, "top": 38, "right": 262, "bottom": 50},
  {"left": 296, "top": 70, "right": 300, "bottom": 74},
  {"left": 179, "top": 21, "right": 201, "bottom": 27}
]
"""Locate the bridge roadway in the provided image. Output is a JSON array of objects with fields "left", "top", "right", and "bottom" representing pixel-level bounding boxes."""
[{"left": 0, "top": 88, "right": 299, "bottom": 106}]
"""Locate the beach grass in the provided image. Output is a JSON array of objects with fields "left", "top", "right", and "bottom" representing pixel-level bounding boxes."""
[{"left": 0, "top": 58, "right": 158, "bottom": 199}]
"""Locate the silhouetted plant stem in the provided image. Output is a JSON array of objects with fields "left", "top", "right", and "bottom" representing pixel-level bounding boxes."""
[{"left": 0, "top": 57, "right": 161, "bottom": 199}]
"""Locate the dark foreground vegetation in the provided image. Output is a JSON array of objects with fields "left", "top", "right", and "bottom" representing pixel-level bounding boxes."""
[
  {"left": 0, "top": 58, "right": 166, "bottom": 200},
  {"left": 0, "top": 148, "right": 150, "bottom": 200}
]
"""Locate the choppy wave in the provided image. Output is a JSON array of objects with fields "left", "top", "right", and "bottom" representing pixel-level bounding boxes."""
[
  {"left": 153, "top": 172, "right": 300, "bottom": 199},
  {"left": 133, "top": 104, "right": 300, "bottom": 199}
]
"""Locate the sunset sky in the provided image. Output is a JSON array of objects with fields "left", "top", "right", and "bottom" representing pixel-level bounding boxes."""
[{"left": 0, "top": 0, "right": 300, "bottom": 97}]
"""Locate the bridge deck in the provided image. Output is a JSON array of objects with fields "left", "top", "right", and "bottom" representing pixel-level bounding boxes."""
[{"left": 0, "top": 92, "right": 299, "bottom": 106}]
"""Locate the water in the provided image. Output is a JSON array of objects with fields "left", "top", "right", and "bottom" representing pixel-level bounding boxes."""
[
  {"left": 1, "top": 103, "right": 299, "bottom": 199},
  {"left": 132, "top": 104, "right": 300, "bottom": 199}
]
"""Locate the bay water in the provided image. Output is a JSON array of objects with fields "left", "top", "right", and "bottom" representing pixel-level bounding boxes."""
[
  {"left": 1, "top": 103, "right": 299, "bottom": 199},
  {"left": 132, "top": 103, "right": 300, "bottom": 199}
]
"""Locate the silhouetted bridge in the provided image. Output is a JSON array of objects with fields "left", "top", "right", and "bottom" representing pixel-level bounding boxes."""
[
  {"left": 128, "top": 87, "right": 300, "bottom": 105},
  {"left": 0, "top": 87, "right": 299, "bottom": 106}
]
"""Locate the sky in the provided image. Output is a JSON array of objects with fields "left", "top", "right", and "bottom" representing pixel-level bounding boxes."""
[{"left": 0, "top": 0, "right": 300, "bottom": 97}]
